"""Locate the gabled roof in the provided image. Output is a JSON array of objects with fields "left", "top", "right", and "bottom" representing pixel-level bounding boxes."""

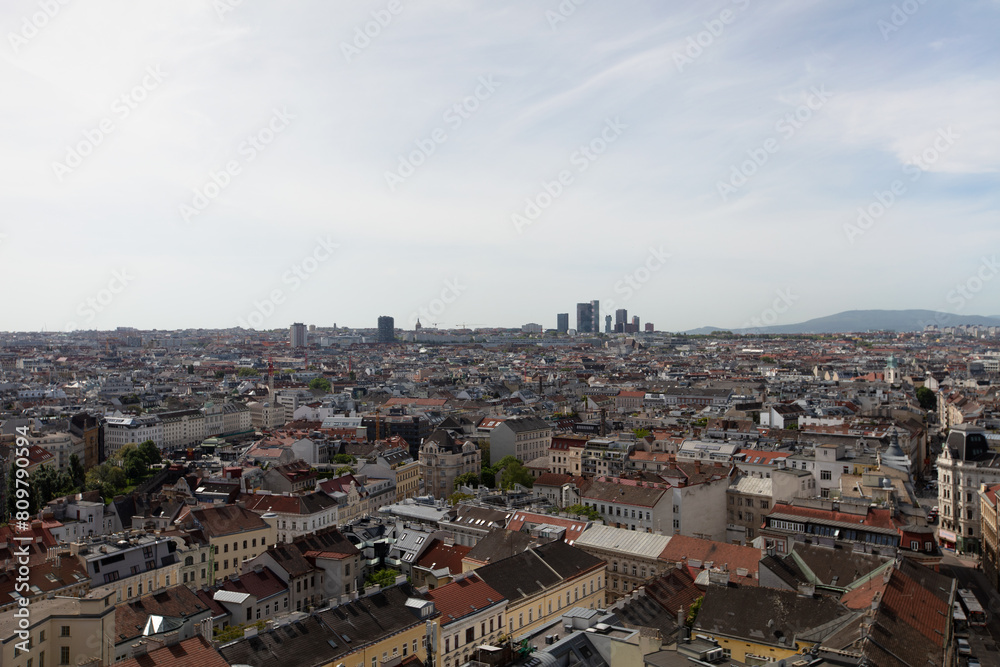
[
  {"left": 115, "top": 585, "right": 210, "bottom": 644},
  {"left": 413, "top": 539, "right": 470, "bottom": 575},
  {"left": 191, "top": 505, "right": 270, "bottom": 538},
  {"left": 117, "top": 635, "right": 229, "bottom": 667},
  {"left": 425, "top": 574, "right": 505, "bottom": 625},
  {"left": 473, "top": 540, "right": 603, "bottom": 604},
  {"left": 659, "top": 535, "right": 760, "bottom": 577}
]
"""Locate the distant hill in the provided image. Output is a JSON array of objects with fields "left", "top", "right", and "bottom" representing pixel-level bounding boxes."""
[{"left": 684, "top": 309, "right": 1000, "bottom": 335}]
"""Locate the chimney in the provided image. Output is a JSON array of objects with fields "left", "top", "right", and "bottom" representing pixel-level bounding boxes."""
[{"left": 797, "top": 582, "right": 815, "bottom": 598}]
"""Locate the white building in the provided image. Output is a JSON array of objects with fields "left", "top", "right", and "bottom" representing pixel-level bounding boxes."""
[
  {"left": 157, "top": 408, "right": 206, "bottom": 451},
  {"left": 103, "top": 414, "right": 163, "bottom": 457},
  {"left": 938, "top": 423, "right": 1000, "bottom": 554}
]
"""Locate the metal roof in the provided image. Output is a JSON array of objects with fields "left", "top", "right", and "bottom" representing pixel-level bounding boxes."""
[{"left": 574, "top": 525, "right": 671, "bottom": 559}]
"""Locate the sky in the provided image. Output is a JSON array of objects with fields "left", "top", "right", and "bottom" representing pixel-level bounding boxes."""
[{"left": 1, "top": 0, "right": 998, "bottom": 333}]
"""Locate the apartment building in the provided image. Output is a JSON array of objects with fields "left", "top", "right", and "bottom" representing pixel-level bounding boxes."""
[
  {"left": 575, "top": 525, "right": 670, "bottom": 603},
  {"left": 156, "top": 408, "right": 205, "bottom": 451},
  {"left": 426, "top": 575, "right": 507, "bottom": 667},
  {"left": 0, "top": 591, "right": 116, "bottom": 667},
  {"left": 419, "top": 430, "right": 482, "bottom": 499},
  {"left": 71, "top": 533, "right": 181, "bottom": 604},
  {"left": 103, "top": 415, "right": 163, "bottom": 457},
  {"left": 189, "top": 505, "right": 277, "bottom": 582},
  {"left": 980, "top": 482, "right": 1000, "bottom": 591},
  {"left": 474, "top": 540, "right": 605, "bottom": 640},
  {"left": 938, "top": 423, "right": 1000, "bottom": 553},
  {"left": 488, "top": 416, "right": 552, "bottom": 465},
  {"left": 241, "top": 490, "right": 339, "bottom": 544}
]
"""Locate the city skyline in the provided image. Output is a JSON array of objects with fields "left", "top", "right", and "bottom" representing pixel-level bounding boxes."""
[{"left": 1, "top": 1, "right": 998, "bottom": 333}]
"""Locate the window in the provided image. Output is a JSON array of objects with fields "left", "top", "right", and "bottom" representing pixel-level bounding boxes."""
[
  {"left": 413, "top": 639, "right": 418, "bottom": 654},
  {"left": 244, "top": 540, "right": 248, "bottom": 549},
  {"left": 467, "top": 628, "right": 475, "bottom": 643},
  {"left": 39, "top": 630, "right": 45, "bottom": 643},
  {"left": 224, "top": 544, "right": 229, "bottom": 553},
  {"left": 252, "top": 538, "right": 257, "bottom": 547},
  {"left": 201, "top": 568, "right": 206, "bottom": 579},
  {"left": 233, "top": 541, "right": 238, "bottom": 552},
  {"left": 60, "top": 647, "right": 70, "bottom": 665}
]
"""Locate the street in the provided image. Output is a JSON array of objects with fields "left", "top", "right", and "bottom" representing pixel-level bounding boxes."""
[{"left": 940, "top": 553, "right": 1000, "bottom": 665}]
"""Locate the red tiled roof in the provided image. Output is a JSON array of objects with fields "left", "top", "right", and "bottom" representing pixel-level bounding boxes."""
[
  {"left": 414, "top": 539, "right": 471, "bottom": 575},
  {"left": 117, "top": 635, "right": 229, "bottom": 667},
  {"left": 659, "top": 535, "right": 761, "bottom": 577},
  {"left": 425, "top": 574, "right": 505, "bottom": 625},
  {"left": 769, "top": 503, "right": 899, "bottom": 531},
  {"left": 220, "top": 567, "right": 287, "bottom": 600},
  {"left": 840, "top": 574, "right": 889, "bottom": 610}
]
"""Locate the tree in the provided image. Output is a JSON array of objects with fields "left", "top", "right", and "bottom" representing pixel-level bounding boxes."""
[
  {"left": 916, "top": 386, "right": 937, "bottom": 411},
  {"left": 86, "top": 463, "right": 126, "bottom": 498},
  {"left": 333, "top": 454, "right": 356, "bottom": 465},
  {"left": 138, "top": 440, "right": 162, "bottom": 467},
  {"left": 685, "top": 596, "right": 704, "bottom": 628},
  {"left": 499, "top": 461, "right": 533, "bottom": 490},
  {"left": 448, "top": 492, "right": 474, "bottom": 505},
  {"left": 335, "top": 466, "right": 354, "bottom": 476},
  {"left": 186, "top": 364, "right": 195, "bottom": 374},
  {"left": 632, "top": 428, "right": 651, "bottom": 439},
  {"left": 68, "top": 454, "right": 86, "bottom": 489},
  {"left": 365, "top": 568, "right": 400, "bottom": 589},
  {"left": 309, "top": 376, "right": 332, "bottom": 393},
  {"left": 495, "top": 455, "right": 520, "bottom": 471},
  {"left": 480, "top": 466, "right": 498, "bottom": 488},
  {"left": 454, "top": 472, "right": 480, "bottom": 488},
  {"left": 237, "top": 367, "right": 258, "bottom": 377},
  {"left": 31, "top": 465, "right": 75, "bottom": 510},
  {"left": 564, "top": 504, "right": 601, "bottom": 521}
]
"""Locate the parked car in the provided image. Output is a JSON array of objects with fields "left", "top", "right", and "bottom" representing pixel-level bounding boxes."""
[
  {"left": 967, "top": 657, "right": 981, "bottom": 667},
  {"left": 958, "top": 638, "right": 972, "bottom": 656}
]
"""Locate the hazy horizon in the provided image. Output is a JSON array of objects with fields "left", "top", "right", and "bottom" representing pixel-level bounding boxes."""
[{"left": 2, "top": 1, "right": 998, "bottom": 333}]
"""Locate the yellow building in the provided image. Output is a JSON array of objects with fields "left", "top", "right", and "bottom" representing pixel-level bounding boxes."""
[
  {"left": 216, "top": 583, "right": 435, "bottom": 667},
  {"left": 394, "top": 459, "right": 421, "bottom": 502},
  {"left": 693, "top": 586, "right": 844, "bottom": 664},
  {"left": 469, "top": 540, "right": 606, "bottom": 640},
  {"left": 0, "top": 591, "right": 116, "bottom": 667},
  {"left": 189, "top": 505, "right": 277, "bottom": 582}
]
